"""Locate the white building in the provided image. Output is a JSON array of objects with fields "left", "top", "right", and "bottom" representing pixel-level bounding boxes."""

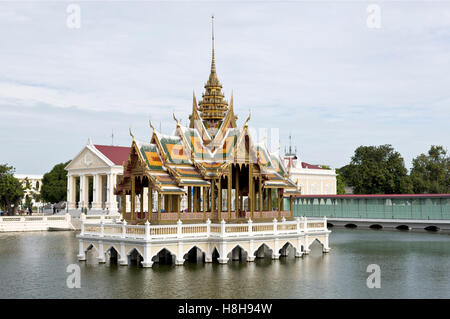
[
  {"left": 65, "top": 139, "right": 130, "bottom": 212},
  {"left": 283, "top": 149, "right": 337, "bottom": 195},
  {"left": 14, "top": 174, "right": 44, "bottom": 209}
]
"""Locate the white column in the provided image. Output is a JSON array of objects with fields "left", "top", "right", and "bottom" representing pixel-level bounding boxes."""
[
  {"left": 119, "top": 242, "right": 128, "bottom": 265},
  {"left": 272, "top": 238, "right": 280, "bottom": 260},
  {"left": 247, "top": 240, "right": 255, "bottom": 262},
  {"left": 143, "top": 187, "right": 148, "bottom": 212},
  {"left": 107, "top": 173, "right": 118, "bottom": 211},
  {"left": 218, "top": 241, "right": 229, "bottom": 264},
  {"left": 304, "top": 234, "right": 311, "bottom": 254},
  {"left": 67, "top": 175, "right": 76, "bottom": 209},
  {"left": 77, "top": 240, "right": 86, "bottom": 261},
  {"left": 176, "top": 242, "right": 185, "bottom": 265},
  {"left": 78, "top": 174, "right": 84, "bottom": 209},
  {"left": 323, "top": 233, "right": 330, "bottom": 253},
  {"left": 296, "top": 236, "right": 303, "bottom": 257},
  {"left": 126, "top": 194, "right": 131, "bottom": 214},
  {"left": 97, "top": 240, "right": 105, "bottom": 263},
  {"left": 142, "top": 243, "right": 153, "bottom": 268},
  {"left": 92, "top": 174, "right": 101, "bottom": 210},
  {"left": 108, "top": 173, "right": 119, "bottom": 212}
]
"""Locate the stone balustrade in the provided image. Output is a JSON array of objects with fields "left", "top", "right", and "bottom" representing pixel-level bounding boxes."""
[
  {"left": 0, "top": 214, "right": 72, "bottom": 232},
  {"left": 80, "top": 217, "right": 327, "bottom": 241}
]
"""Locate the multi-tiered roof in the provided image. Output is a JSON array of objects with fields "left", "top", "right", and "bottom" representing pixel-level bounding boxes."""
[{"left": 116, "top": 17, "right": 298, "bottom": 198}]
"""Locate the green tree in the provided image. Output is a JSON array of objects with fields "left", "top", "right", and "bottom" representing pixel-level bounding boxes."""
[
  {"left": 410, "top": 145, "right": 450, "bottom": 193},
  {"left": 0, "top": 164, "right": 25, "bottom": 215},
  {"left": 335, "top": 168, "right": 346, "bottom": 194},
  {"left": 340, "top": 145, "right": 413, "bottom": 194},
  {"left": 41, "top": 161, "right": 71, "bottom": 203}
]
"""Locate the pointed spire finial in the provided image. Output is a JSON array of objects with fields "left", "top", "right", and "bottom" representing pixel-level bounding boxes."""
[
  {"left": 289, "top": 133, "right": 292, "bottom": 154},
  {"left": 244, "top": 109, "right": 251, "bottom": 127},
  {"left": 211, "top": 14, "right": 215, "bottom": 73},
  {"left": 173, "top": 112, "right": 180, "bottom": 127},
  {"left": 149, "top": 120, "right": 155, "bottom": 131},
  {"left": 129, "top": 126, "right": 135, "bottom": 139},
  {"left": 192, "top": 91, "right": 197, "bottom": 109}
]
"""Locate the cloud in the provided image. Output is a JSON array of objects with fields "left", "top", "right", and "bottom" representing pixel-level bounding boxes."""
[{"left": 0, "top": 2, "right": 449, "bottom": 173}]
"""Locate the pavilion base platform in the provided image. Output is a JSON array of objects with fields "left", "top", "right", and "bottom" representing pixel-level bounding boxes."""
[{"left": 76, "top": 217, "right": 330, "bottom": 268}]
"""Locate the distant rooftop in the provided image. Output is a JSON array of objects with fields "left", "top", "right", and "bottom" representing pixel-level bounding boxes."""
[{"left": 14, "top": 174, "right": 43, "bottom": 180}]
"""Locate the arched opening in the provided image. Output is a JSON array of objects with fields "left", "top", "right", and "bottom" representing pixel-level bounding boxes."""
[
  {"left": 105, "top": 247, "right": 119, "bottom": 264},
  {"left": 128, "top": 248, "right": 144, "bottom": 267},
  {"left": 254, "top": 244, "right": 273, "bottom": 259},
  {"left": 345, "top": 223, "right": 358, "bottom": 229},
  {"left": 327, "top": 223, "right": 334, "bottom": 228},
  {"left": 369, "top": 224, "right": 383, "bottom": 230},
  {"left": 85, "top": 244, "right": 97, "bottom": 263},
  {"left": 228, "top": 246, "right": 247, "bottom": 262},
  {"left": 396, "top": 225, "right": 410, "bottom": 231},
  {"left": 184, "top": 246, "right": 205, "bottom": 264},
  {"left": 279, "top": 242, "right": 296, "bottom": 258},
  {"left": 211, "top": 247, "right": 220, "bottom": 263},
  {"left": 152, "top": 248, "right": 175, "bottom": 265},
  {"left": 424, "top": 225, "right": 440, "bottom": 232},
  {"left": 308, "top": 239, "right": 324, "bottom": 253}
]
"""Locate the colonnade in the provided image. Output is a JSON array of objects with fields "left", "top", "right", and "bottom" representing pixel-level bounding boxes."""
[{"left": 67, "top": 173, "right": 119, "bottom": 211}]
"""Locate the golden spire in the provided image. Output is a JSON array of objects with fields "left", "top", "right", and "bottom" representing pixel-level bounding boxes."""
[
  {"left": 207, "top": 14, "right": 219, "bottom": 85},
  {"left": 198, "top": 15, "right": 229, "bottom": 128},
  {"left": 211, "top": 15, "right": 216, "bottom": 74}
]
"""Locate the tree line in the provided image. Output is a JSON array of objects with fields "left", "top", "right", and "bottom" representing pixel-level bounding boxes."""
[
  {"left": 337, "top": 145, "right": 450, "bottom": 194},
  {"left": 1, "top": 144, "right": 449, "bottom": 215},
  {"left": 0, "top": 161, "right": 69, "bottom": 215}
]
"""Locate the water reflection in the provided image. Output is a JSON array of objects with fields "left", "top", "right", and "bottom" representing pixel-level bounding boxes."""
[{"left": 0, "top": 229, "right": 449, "bottom": 298}]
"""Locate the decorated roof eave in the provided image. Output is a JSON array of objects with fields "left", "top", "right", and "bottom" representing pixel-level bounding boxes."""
[
  {"left": 189, "top": 103, "right": 212, "bottom": 144},
  {"left": 175, "top": 124, "right": 196, "bottom": 164},
  {"left": 150, "top": 129, "right": 172, "bottom": 166},
  {"left": 270, "top": 151, "right": 289, "bottom": 178},
  {"left": 232, "top": 124, "right": 259, "bottom": 166},
  {"left": 122, "top": 138, "right": 147, "bottom": 177},
  {"left": 210, "top": 92, "right": 237, "bottom": 147}
]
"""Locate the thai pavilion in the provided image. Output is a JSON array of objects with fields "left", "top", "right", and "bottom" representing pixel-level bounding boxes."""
[
  {"left": 76, "top": 19, "right": 330, "bottom": 268},
  {"left": 114, "top": 19, "right": 300, "bottom": 225}
]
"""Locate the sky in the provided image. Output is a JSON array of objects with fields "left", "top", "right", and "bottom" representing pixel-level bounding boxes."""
[{"left": 0, "top": 1, "right": 449, "bottom": 174}]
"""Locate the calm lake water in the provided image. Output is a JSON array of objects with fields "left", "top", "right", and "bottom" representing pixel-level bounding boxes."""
[{"left": 0, "top": 228, "right": 449, "bottom": 299}]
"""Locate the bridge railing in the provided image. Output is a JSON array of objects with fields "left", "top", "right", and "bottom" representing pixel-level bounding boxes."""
[{"left": 80, "top": 217, "right": 328, "bottom": 240}]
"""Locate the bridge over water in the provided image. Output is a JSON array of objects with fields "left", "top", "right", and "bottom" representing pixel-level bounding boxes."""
[{"left": 288, "top": 194, "right": 450, "bottom": 232}]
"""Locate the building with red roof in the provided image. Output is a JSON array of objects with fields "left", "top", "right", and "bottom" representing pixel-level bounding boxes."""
[{"left": 65, "top": 139, "right": 132, "bottom": 212}]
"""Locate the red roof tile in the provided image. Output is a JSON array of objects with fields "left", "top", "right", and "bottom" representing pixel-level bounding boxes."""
[
  {"left": 94, "top": 145, "right": 130, "bottom": 166},
  {"left": 301, "top": 162, "right": 324, "bottom": 170}
]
